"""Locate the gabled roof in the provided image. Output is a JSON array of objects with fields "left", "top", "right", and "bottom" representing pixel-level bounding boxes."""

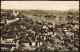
[
  {"left": 1, "top": 43, "right": 16, "bottom": 47},
  {"left": 5, "top": 35, "right": 16, "bottom": 39}
]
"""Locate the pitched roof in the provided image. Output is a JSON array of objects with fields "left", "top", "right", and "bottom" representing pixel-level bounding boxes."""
[{"left": 5, "top": 35, "right": 16, "bottom": 39}]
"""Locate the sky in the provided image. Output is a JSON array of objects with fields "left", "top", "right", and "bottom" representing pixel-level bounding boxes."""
[{"left": 1, "top": 1, "right": 79, "bottom": 11}]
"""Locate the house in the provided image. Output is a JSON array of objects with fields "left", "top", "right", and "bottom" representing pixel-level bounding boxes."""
[
  {"left": 4, "top": 35, "right": 16, "bottom": 44},
  {"left": 1, "top": 35, "right": 16, "bottom": 49},
  {"left": 5, "top": 39, "right": 14, "bottom": 43}
]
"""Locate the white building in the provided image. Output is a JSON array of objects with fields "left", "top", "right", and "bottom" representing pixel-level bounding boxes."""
[{"left": 13, "top": 10, "right": 19, "bottom": 17}]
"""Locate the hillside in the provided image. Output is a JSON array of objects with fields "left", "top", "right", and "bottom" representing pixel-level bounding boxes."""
[{"left": 20, "top": 9, "right": 79, "bottom": 25}]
